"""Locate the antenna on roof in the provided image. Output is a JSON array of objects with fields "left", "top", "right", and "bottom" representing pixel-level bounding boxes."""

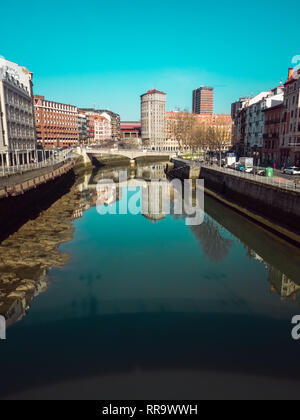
[{"left": 279, "top": 79, "right": 283, "bottom": 86}]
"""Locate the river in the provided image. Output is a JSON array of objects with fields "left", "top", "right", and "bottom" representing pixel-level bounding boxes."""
[{"left": 0, "top": 162, "right": 300, "bottom": 399}]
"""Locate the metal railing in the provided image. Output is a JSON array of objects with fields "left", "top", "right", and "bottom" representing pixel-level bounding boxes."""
[
  {"left": 200, "top": 163, "right": 300, "bottom": 193},
  {"left": 0, "top": 149, "right": 74, "bottom": 177},
  {"left": 172, "top": 157, "right": 300, "bottom": 193}
]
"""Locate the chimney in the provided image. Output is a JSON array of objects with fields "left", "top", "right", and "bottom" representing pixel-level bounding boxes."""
[{"left": 288, "top": 68, "right": 294, "bottom": 80}]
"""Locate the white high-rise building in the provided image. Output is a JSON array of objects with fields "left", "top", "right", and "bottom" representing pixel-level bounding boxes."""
[
  {"left": 141, "top": 89, "right": 166, "bottom": 150},
  {"left": 0, "top": 57, "right": 37, "bottom": 166}
]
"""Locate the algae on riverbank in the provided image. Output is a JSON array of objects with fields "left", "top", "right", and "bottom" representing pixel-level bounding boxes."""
[{"left": 0, "top": 183, "right": 84, "bottom": 326}]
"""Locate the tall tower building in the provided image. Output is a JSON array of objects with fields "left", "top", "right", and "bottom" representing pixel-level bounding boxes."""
[
  {"left": 192, "top": 86, "right": 214, "bottom": 114},
  {"left": 141, "top": 89, "right": 166, "bottom": 150}
]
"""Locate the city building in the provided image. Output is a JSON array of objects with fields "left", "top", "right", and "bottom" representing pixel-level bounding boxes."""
[
  {"left": 141, "top": 89, "right": 166, "bottom": 150},
  {"left": 77, "top": 111, "right": 88, "bottom": 145},
  {"left": 280, "top": 68, "right": 300, "bottom": 167},
  {"left": 231, "top": 97, "right": 249, "bottom": 153},
  {"left": 0, "top": 57, "right": 37, "bottom": 166},
  {"left": 192, "top": 86, "right": 214, "bottom": 115},
  {"left": 81, "top": 109, "right": 120, "bottom": 141},
  {"left": 85, "top": 113, "right": 111, "bottom": 144},
  {"left": 120, "top": 121, "right": 141, "bottom": 140},
  {"left": 262, "top": 103, "right": 284, "bottom": 165},
  {"left": 34, "top": 95, "right": 79, "bottom": 149},
  {"left": 231, "top": 87, "right": 284, "bottom": 161}
]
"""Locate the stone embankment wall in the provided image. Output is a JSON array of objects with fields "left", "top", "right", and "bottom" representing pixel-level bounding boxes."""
[
  {"left": 200, "top": 167, "right": 300, "bottom": 236},
  {"left": 169, "top": 158, "right": 200, "bottom": 179},
  {"left": 0, "top": 163, "right": 76, "bottom": 242},
  {"left": 168, "top": 158, "right": 300, "bottom": 245}
]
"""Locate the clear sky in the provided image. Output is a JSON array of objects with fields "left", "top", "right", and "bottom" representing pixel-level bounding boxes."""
[{"left": 1, "top": 0, "right": 299, "bottom": 120}]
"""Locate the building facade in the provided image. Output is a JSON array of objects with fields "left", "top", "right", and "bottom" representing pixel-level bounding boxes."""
[
  {"left": 85, "top": 113, "right": 111, "bottom": 144},
  {"left": 192, "top": 86, "right": 214, "bottom": 115},
  {"left": 262, "top": 103, "right": 283, "bottom": 165},
  {"left": 280, "top": 68, "right": 300, "bottom": 167},
  {"left": 232, "top": 87, "right": 284, "bottom": 162},
  {"left": 34, "top": 95, "right": 79, "bottom": 149},
  {"left": 120, "top": 122, "right": 141, "bottom": 139},
  {"left": 94, "top": 115, "right": 111, "bottom": 142},
  {"left": 78, "top": 111, "right": 88, "bottom": 145},
  {"left": 141, "top": 89, "right": 166, "bottom": 150},
  {"left": 231, "top": 97, "right": 249, "bottom": 153},
  {"left": 0, "top": 57, "right": 37, "bottom": 166},
  {"left": 81, "top": 109, "right": 120, "bottom": 141}
]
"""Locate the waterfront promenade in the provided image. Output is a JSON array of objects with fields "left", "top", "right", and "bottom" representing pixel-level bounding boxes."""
[{"left": 0, "top": 150, "right": 75, "bottom": 198}]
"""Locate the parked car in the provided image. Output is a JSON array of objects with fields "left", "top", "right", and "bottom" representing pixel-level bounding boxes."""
[
  {"left": 252, "top": 168, "right": 266, "bottom": 176},
  {"left": 242, "top": 166, "right": 253, "bottom": 173},
  {"left": 283, "top": 166, "right": 300, "bottom": 175}
]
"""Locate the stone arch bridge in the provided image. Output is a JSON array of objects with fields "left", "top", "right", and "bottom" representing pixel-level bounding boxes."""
[{"left": 78, "top": 147, "right": 175, "bottom": 165}]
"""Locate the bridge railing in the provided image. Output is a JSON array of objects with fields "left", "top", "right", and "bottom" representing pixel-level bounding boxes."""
[{"left": 84, "top": 147, "right": 173, "bottom": 154}]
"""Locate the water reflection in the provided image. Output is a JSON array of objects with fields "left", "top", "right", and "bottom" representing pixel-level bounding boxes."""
[
  {"left": 1, "top": 162, "right": 300, "bottom": 331},
  {"left": 81, "top": 163, "right": 300, "bottom": 305},
  {"left": 2, "top": 163, "right": 300, "bottom": 399}
]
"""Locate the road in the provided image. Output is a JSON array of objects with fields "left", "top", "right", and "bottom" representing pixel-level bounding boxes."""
[{"left": 273, "top": 169, "right": 300, "bottom": 181}]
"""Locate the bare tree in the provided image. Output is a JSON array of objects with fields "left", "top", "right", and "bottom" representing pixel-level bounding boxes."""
[
  {"left": 167, "top": 110, "right": 196, "bottom": 151},
  {"left": 205, "top": 117, "right": 232, "bottom": 166}
]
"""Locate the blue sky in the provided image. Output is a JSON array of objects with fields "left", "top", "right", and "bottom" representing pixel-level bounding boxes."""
[{"left": 1, "top": 0, "right": 299, "bottom": 120}]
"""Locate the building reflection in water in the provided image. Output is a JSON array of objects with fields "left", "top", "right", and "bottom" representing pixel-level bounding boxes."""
[
  {"left": 2, "top": 162, "right": 300, "bottom": 328},
  {"left": 82, "top": 164, "right": 300, "bottom": 304}
]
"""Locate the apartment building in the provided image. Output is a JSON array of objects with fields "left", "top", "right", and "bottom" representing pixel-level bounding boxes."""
[
  {"left": 78, "top": 111, "right": 88, "bottom": 145},
  {"left": 81, "top": 109, "right": 120, "bottom": 141},
  {"left": 280, "top": 68, "right": 300, "bottom": 166},
  {"left": 262, "top": 103, "right": 284, "bottom": 165},
  {"left": 34, "top": 95, "right": 79, "bottom": 149},
  {"left": 0, "top": 57, "right": 36, "bottom": 166},
  {"left": 85, "top": 113, "right": 111, "bottom": 143},
  {"left": 232, "top": 87, "right": 284, "bottom": 161}
]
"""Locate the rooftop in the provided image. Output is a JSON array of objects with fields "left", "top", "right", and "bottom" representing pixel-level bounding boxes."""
[{"left": 141, "top": 89, "right": 166, "bottom": 97}]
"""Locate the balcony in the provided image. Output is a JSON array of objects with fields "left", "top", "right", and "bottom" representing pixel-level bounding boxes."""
[{"left": 263, "top": 133, "right": 279, "bottom": 139}]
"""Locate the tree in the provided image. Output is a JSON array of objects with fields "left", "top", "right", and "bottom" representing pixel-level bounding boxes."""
[
  {"left": 205, "top": 117, "right": 232, "bottom": 166},
  {"left": 167, "top": 110, "right": 196, "bottom": 151}
]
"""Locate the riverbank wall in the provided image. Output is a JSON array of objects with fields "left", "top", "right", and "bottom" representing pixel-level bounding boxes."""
[
  {"left": 168, "top": 158, "right": 300, "bottom": 246},
  {"left": 0, "top": 162, "right": 77, "bottom": 242}
]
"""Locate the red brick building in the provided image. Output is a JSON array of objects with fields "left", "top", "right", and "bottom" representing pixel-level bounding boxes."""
[
  {"left": 262, "top": 103, "right": 283, "bottom": 165},
  {"left": 34, "top": 95, "right": 79, "bottom": 149}
]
